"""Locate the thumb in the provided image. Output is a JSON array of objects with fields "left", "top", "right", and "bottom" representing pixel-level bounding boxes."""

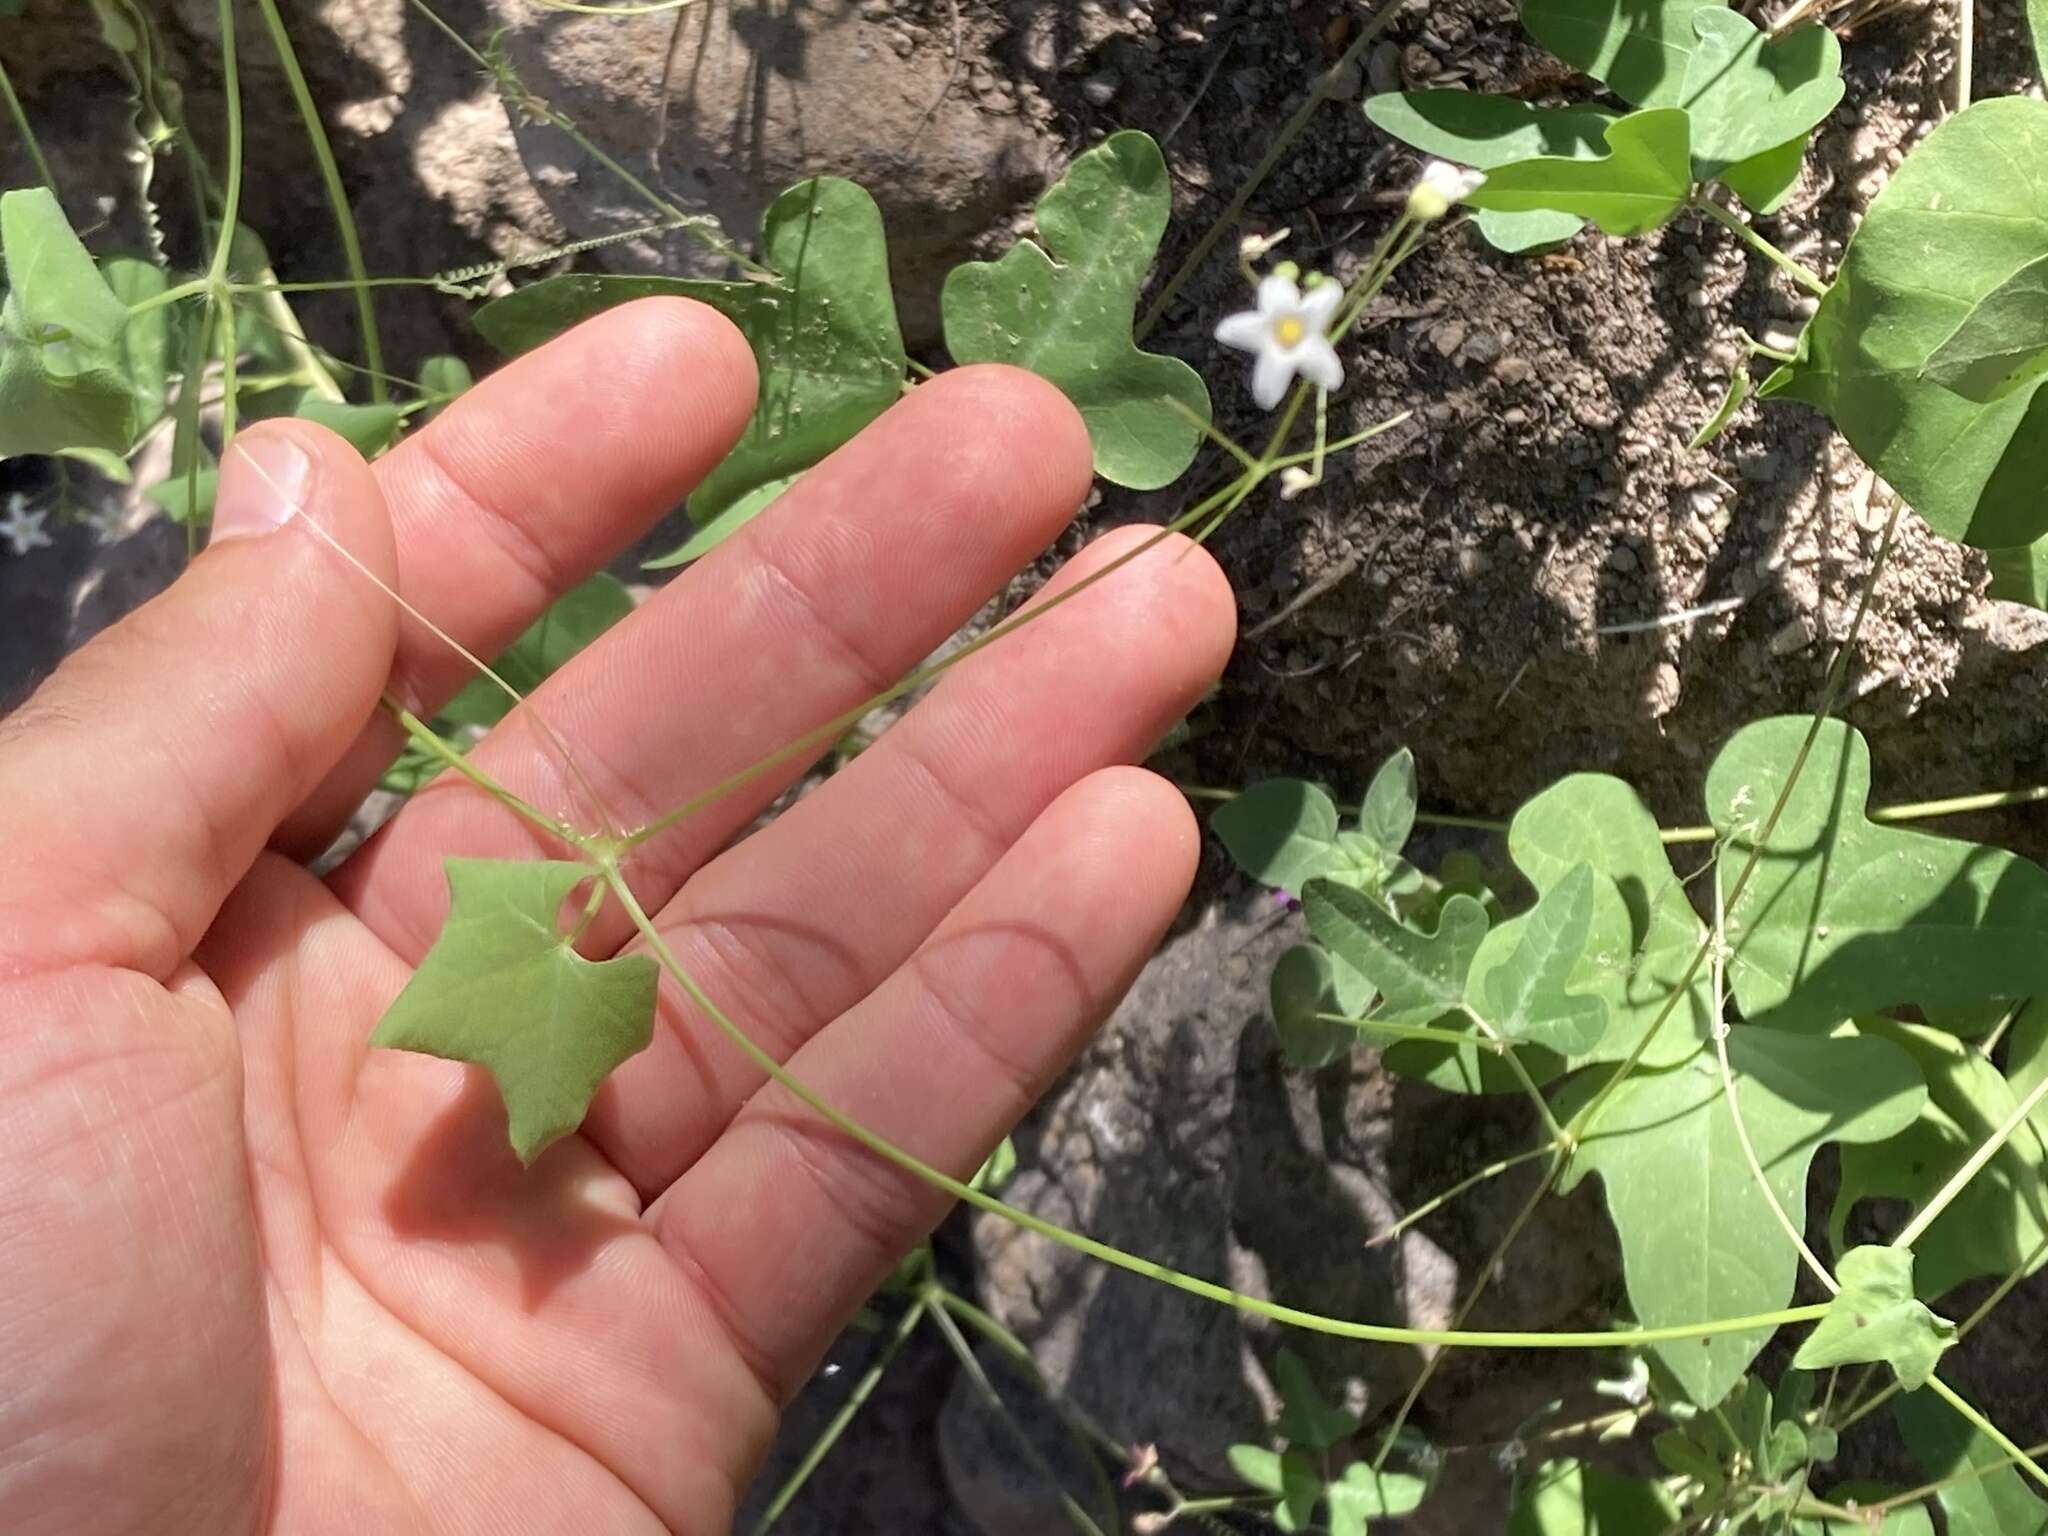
[{"left": 0, "top": 420, "right": 401, "bottom": 980}]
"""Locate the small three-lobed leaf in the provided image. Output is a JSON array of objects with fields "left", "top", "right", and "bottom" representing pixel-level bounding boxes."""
[
  {"left": 1463, "top": 110, "right": 1693, "bottom": 238},
  {"left": 1793, "top": 1246, "right": 1955, "bottom": 1389},
  {"left": 1479, "top": 862, "right": 1611, "bottom": 1057},
  {"left": 371, "top": 858, "right": 660, "bottom": 1164}
]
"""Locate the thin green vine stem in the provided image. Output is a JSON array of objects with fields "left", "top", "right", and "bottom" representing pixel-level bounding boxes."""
[
  {"left": 1313, "top": 1013, "right": 1512, "bottom": 1055},
  {"left": 250, "top": 0, "right": 386, "bottom": 399},
  {"left": 1871, "top": 1437, "right": 2048, "bottom": 1515},
  {"left": 383, "top": 699, "right": 570, "bottom": 840},
  {"left": 751, "top": 1293, "right": 929, "bottom": 1534},
  {"left": 605, "top": 864, "right": 1829, "bottom": 1350},
  {"left": 0, "top": 58, "right": 55, "bottom": 194},
  {"left": 1463, "top": 1008, "right": 1568, "bottom": 1147},
  {"left": 207, "top": 0, "right": 246, "bottom": 290},
  {"left": 1690, "top": 195, "right": 1830, "bottom": 297}
]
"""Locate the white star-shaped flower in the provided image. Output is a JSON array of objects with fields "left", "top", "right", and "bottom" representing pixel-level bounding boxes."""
[
  {"left": 1213, "top": 274, "right": 1344, "bottom": 411},
  {"left": 0, "top": 493, "right": 53, "bottom": 557},
  {"left": 1407, "top": 158, "right": 1487, "bottom": 222}
]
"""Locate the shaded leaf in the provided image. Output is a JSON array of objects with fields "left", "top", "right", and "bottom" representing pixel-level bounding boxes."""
[
  {"left": 1479, "top": 862, "right": 1611, "bottom": 1055},
  {"left": 1675, "top": 10, "right": 1841, "bottom": 178},
  {"left": 642, "top": 472, "right": 798, "bottom": 569},
  {"left": 370, "top": 858, "right": 659, "bottom": 1164},
  {"left": 416, "top": 352, "right": 473, "bottom": 423},
  {"left": 1761, "top": 99, "right": 2048, "bottom": 547},
  {"left": 1793, "top": 1246, "right": 1955, "bottom": 1388},
  {"left": 1556, "top": 1028, "right": 1925, "bottom": 1405},
  {"left": 1275, "top": 1347, "right": 1360, "bottom": 1450},
  {"left": 1508, "top": 1457, "right": 1680, "bottom": 1534},
  {"left": 1897, "top": 1390, "right": 2048, "bottom": 1536},
  {"left": 942, "top": 131, "right": 1207, "bottom": 489},
  {"left": 0, "top": 187, "right": 139, "bottom": 459},
  {"left": 1270, "top": 944, "right": 1356, "bottom": 1071},
  {"left": 475, "top": 177, "right": 906, "bottom": 532},
  {"left": 1832, "top": 1020, "right": 2048, "bottom": 1300},
  {"left": 1214, "top": 779, "right": 1342, "bottom": 896},
  {"left": 1363, "top": 91, "right": 1617, "bottom": 250},
  {"left": 441, "top": 573, "right": 635, "bottom": 728},
  {"left": 1520, "top": 0, "right": 1725, "bottom": 107},
  {"left": 1707, "top": 717, "right": 2048, "bottom": 1029},
  {"left": 1719, "top": 135, "right": 1808, "bottom": 214},
  {"left": 1465, "top": 109, "right": 1693, "bottom": 237}
]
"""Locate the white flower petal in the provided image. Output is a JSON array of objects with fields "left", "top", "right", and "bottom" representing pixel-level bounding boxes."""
[
  {"left": 1299, "top": 280, "right": 1344, "bottom": 329},
  {"left": 1250, "top": 348, "right": 1294, "bottom": 411},
  {"left": 1296, "top": 337, "right": 1344, "bottom": 394},
  {"left": 1214, "top": 309, "right": 1268, "bottom": 352},
  {"left": 1257, "top": 272, "right": 1303, "bottom": 318}
]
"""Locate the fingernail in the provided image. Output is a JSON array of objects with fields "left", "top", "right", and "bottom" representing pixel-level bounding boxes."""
[{"left": 211, "top": 434, "right": 312, "bottom": 543}]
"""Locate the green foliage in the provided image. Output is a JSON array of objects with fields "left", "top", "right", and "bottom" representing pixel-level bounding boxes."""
[
  {"left": 1273, "top": 1347, "right": 1359, "bottom": 1449},
  {"left": 1227, "top": 1444, "right": 1321, "bottom": 1529},
  {"left": 1463, "top": 109, "right": 1693, "bottom": 237},
  {"left": 1508, "top": 1458, "right": 1679, "bottom": 1534},
  {"left": 1478, "top": 863, "right": 1612, "bottom": 1057},
  {"left": 1520, "top": 0, "right": 1720, "bottom": 108},
  {"left": 1357, "top": 747, "right": 1417, "bottom": 858},
  {"left": 370, "top": 859, "right": 659, "bottom": 1164},
  {"left": 0, "top": 188, "right": 145, "bottom": 459},
  {"left": 642, "top": 473, "right": 798, "bottom": 570},
  {"left": 102, "top": 255, "right": 170, "bottom": 428},
  {"left": 1988, "top": 537, "right": 2048, "bottom": 611},
  {"left": 1361, "top": 92, "right": 1616, "bottom": 250},
  {"left": 1303, "top": 884, "right": 1487, "bottom": 1031},
  {"left": 1920, "top": 253, "right": 2048, "bottom": 403},
  {"left": 941, "top": 131, "right": 1207, "bottom": 489},
  {"left": 1269, "top": 943, "right": 1356, "bottom": 1071},
  {"left": 1831, "top": 1021, "right": 2048, "bottom": 1300},
  {"left": 415, "top": 352, "right": 472, "bottom": 422},
  {"left": 1707, "top": 718, "right": 2048, "bottom": 1029},
  {"left": 475, "top": 177, "right": 907, "bottom": 550},
  {"left": 1555, "top": 1029, "right": 1925, "bottom": 1406},
  {"left": 1504, "top": 773, "right": 1713, "bottom": 1069},
  {"left": 1674, "top": 9, "right": 1841, "bottom": 181},
  {"left": 1213, "top": 778, "right": 1344, "bottom": 897},
  {"left": 441, "top": 573, "right": 634, "bottom": 728},
  {"left": 1325, "top": 1464, "right": 1429, "bottom": 1532},
  {"left": 1897, "top": 1390, "right": 2048, "bottom": 1536},
  {"left": 1793, "top": 1246, "right": 1955, "bottom": 1389},
  {"left": 1763, "top": 98, "right": 2048, "bottom": 548}
]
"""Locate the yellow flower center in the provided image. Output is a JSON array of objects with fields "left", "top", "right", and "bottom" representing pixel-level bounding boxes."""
[{"left": 1273, "top": 315, "right": 1306, "bottom": 348}]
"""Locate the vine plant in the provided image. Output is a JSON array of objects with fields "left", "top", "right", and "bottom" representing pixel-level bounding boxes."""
[{"left": 5, "top": 0, "right": 2048, "bottom": 1531}]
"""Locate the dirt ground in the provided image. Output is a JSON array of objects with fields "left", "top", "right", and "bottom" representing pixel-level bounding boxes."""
[{"left": 5, "top": 0, "right": 2048, "bottom": 1529}]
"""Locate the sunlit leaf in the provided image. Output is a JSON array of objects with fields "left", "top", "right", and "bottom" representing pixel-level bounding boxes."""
[
  {"left": 942, "top": 130, "right": 1208, "bottom": 490},
  {"left": 1761, "top": 98, "right": 2048, "bottom": 547},
  {"left": 0, "top": 187, "right": 140, "bottom": 459},
  {"left": 1987, "top": 537, "right": 2048, "bottom": 611},
  {"left": 416, "top": 352, "right": 473, "bottom": 423},
  {"left": 1363, "top": 91, "right": 1617, "bottom": 250},
  {"left": 1707, "top": 717, "right": 2048, "bottom": 1029},
  {"left": 1304, "top": 884, "right": 1487, "bottom": 1029},
  {"left": 1464, "top": 109, "right": 1692, "bottom": 237},
  {"left": 1520, "top": 0, "right": 1725, "bottom": 108},
  {"left": 1793, "top": 1246, "right": 1955, "bottom": 1388},
  {"left": 1556, "top": 1029, "right": 1925, "bottom": 1405},
  {"left": 103, "top": 255, "right": 171, "bottom": 428},
  {"left": 475, "top": 177, "right": 907, "bottom": 537},
  {"left": 370, "top": 858, "right": 659, "bottom": 1164},
  {"left": 1228, "top": 1444, "right": 1321, "bottom": 1530},
  {"left": 1478, "top": 863, "right": 1611, "bottom": 1056},
  {"left": 1326, "top": 1462, "right": 1429, "bottom": 1533},
  {"left": 1357, "top": 747, "right": 1417, "bottom": 858},
  {"left": 1675, "top": 10, "right": 1841, "bottom": 179},
  {"left": 1213, "top": 779, "right": 1342, "bottom": 897},
  {"left": 642, "top": 472, "right": 798, "bottom": 570}
]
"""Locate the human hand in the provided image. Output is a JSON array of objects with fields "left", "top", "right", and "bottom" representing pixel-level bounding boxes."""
[{"left": 0, "top": 301, "right": 1235, "bottom": 1535}]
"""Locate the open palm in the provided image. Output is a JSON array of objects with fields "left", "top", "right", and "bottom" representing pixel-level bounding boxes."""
[{"left": 0, "top": 302, "right": 1235, "bottom": 1535}]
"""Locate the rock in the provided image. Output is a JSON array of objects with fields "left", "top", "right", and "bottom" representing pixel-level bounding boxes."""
[
  {"left": 938, "top": 1354, "right": 1121, "bottom": 1536},
  {"left": 968, "top": 891, "right": 1606, "bottom": 1482},
  {"left": 487, "top": 0, "right": 1061, "bottom": 345}
]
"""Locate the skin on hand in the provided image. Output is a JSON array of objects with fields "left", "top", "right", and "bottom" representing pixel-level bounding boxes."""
[{"left": 0, "top": 300, "right": 1236, "bottom": 1536}]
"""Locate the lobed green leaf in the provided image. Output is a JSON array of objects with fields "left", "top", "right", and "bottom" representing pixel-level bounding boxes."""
[
  {"left": 941, "top": 131, "right": 1208, "bottom": 489},
  {"left": 1463, "top": 109, "right": 1693, "bottom": 238},
  {"left": 1792, "top": 1246, "right": 1955, "bottom": 1388}
]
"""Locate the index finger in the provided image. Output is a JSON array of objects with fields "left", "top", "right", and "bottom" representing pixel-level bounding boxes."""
[{"left": 273, "top": 298, "right": 758, "bottom": 853}]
